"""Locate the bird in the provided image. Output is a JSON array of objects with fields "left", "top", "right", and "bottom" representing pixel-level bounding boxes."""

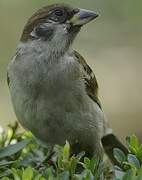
[{"left": 7, "top": 3, "right": 126, "bottom": 161}]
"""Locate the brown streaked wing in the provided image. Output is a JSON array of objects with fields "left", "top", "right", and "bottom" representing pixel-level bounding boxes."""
[{"left": 74, "top": 50, "right": 102, "bottom": 109}]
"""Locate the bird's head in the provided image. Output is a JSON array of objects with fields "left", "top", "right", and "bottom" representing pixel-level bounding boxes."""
[{"left": 21, "top": 4, "right": 98, "bottom": 56}]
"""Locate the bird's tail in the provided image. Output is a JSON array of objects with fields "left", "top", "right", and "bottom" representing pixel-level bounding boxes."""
[{"left": 101, "top": 134, "right": 128, "bottom": 166}]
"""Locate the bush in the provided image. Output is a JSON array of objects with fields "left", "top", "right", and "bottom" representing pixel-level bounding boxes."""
[{"left": 0, "top": 123, "right": 142, "bottom": 179}]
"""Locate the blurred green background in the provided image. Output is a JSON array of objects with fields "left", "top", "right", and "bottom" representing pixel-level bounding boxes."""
[{"left": 0, "top": 0, "right": 142, "bottom": 142}]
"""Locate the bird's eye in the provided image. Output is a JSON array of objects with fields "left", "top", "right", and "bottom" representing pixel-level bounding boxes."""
[
  {"left": 54, "top": 9, "right": 64, "bottom": 17},
  {"left": 49, "top": 9, "right": 66, "bottom": 23}
]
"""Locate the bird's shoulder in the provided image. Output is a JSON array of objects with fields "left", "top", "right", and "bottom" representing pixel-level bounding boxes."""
[{"left": 74, "top": 50, "right": 102, "bottom": 109}]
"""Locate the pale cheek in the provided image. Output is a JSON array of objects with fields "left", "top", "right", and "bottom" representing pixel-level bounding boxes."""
[
  {"left": 55, "top": 24, "right": 68, "bottom": 36},
  {"left": 52, "top": 26, "right": 69, "bottom": 47}
]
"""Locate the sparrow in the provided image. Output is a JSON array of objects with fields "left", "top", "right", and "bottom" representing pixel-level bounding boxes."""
[{"left": 7, "top": 3, "right": 126, "bottom": 160}]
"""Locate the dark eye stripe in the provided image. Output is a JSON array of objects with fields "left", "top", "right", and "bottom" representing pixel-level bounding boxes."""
[
  {"left": 36, "top": 25, "right": 48, "bottom": 36},
  {"left": 34, "top": 24, "right": 54, "bottom": 41}
]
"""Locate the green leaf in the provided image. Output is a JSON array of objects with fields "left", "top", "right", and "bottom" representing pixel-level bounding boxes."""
[
  {"left": 89, "top": 157, "right": 96, "bottom": 172},
  {"left": 127, "top": 154, "right": 140, "bottom": 169},
  {"left": 0, "top": 160, "right": 15, "bottom": 167},
  {"left": 126, "top": 135, "right": 139, "bottom": 154},
  {"left": 63, "top": 141, "right": 70, "bottom": 160},
  {"left": 11, "top": 168, "right": 21, "bottom": 180},
  {"left": 59, "top": 171, "right": 70, "bottom": 180},
  {"left": 84, "top": 157, "right": 90, "bottom": 169},
  {"left": 42, "top": 168, "right": 54, "bottom": 180},
  {"left": 22, "top": 167, "right": 34, "bottom": 180},
  {"left": 70, "top": 156, "right": 78, "bottom": 175},
  {"left": 113, "top": 148, "right": 126, "bottom": 163},
  {"left": 123, "top": 169, "right": 136, "bottom": 180},
  {"left": 83, "top": 170, "right": 94, "bottom": 180},
  {"left": 137, "top": 174, "right": 142, "bottom": 180},
  {"left": 39, "top": 178, "right": 46, "bottom": 180},
  {"left": 0, "top": 139, "right": 30, "bottom": 159},
  {"left": 1, "top": 177, "right": 10, "bottom": 180},
  {"left": 137, "top": 168, "right": 142, "bottom": 180},
  {"left": 137, "top": 145, "right": 142, "bottom": 160},
  {"left": 114, "top": 169, "right": 125, "bottom": 179},
  {"left": 0, "top": 169, "right": 11, "bottom": 178}
]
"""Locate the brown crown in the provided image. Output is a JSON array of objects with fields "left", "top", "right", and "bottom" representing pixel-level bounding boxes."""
[{"left": 20, "top": 3, "right": 72, "bottom": 42}]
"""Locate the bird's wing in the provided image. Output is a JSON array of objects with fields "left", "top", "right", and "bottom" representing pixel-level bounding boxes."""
[
  {"left": 74, "top": 50, "right": 102, "bottom": 109},
  {"left": 75, "top": 51, "right": 129, "bottom": 165}
]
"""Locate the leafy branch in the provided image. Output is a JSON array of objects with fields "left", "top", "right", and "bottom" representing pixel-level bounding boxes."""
[{"left": 0, "top": 124, "right": 142, "bottom": 179}]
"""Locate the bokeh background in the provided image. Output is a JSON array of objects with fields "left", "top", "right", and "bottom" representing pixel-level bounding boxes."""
[{"left": 0, "top": 0, "right": 142, "bottom": 142}]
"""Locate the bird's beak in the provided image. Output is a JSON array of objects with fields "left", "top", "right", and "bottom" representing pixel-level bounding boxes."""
[{"left": 69, "top": 8, "right": 99, "bottom": 26}]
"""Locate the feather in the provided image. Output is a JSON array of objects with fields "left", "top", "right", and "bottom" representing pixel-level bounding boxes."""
[{"left": 74, "top": 50, "right": 102, "bottom": 109}]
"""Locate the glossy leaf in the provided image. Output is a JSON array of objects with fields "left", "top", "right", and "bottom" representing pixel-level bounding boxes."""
[
  {"left": 0, "top": 139, "right": 30, "bottom": 159},
  {"left": 127, "top": 154, "right": 140, "bottom": 169},
  {"left": 113, "top": 148, "right": 126, "bottom": 163}
]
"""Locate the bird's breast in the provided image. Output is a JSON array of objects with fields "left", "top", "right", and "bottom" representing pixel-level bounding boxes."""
[{"left": 8, "top": 50, "right": 90, "bottom": 126}]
